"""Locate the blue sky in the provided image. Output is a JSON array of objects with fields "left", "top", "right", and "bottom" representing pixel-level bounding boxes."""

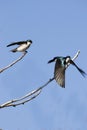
[{"left": 0, "top": 0, "right": 87, "bottom": 130}]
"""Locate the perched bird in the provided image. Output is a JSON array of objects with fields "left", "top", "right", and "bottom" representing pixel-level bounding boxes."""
[
  {"left": 48, "top": 56, "right": 86, "bottom": 88},
  {"left": 7, "top": 40, "right": 32, "bottom": 52}
]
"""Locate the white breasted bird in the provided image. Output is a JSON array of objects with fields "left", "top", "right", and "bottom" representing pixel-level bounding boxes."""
[
  {"left": 48, "top": 56, "right": 86, "bottom": 88},
  {"left": 7, "top": 40, "right": 32, "bottom": 53}
]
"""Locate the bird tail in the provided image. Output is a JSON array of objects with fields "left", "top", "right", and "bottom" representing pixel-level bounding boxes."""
[{"left": 11, "top": 48, "right": 17, "bottom": 53}]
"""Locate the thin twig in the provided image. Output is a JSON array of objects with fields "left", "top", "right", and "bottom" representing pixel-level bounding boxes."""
[
  {"left": 0, "top": 51, "right": 27, "bottom": 73},
  {"left": 0, "top": 89, "right": 41, "bottom": 108},
  {"left": 0, "top": 78, "right": 54, "bottom": 108},
  {"left": 0, "top": 50, "right": 80, "bottom": 108}
]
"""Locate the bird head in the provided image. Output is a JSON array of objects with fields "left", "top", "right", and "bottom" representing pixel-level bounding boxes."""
[{"left": 27, "top": 40, "right": 32, "bottom": 44}]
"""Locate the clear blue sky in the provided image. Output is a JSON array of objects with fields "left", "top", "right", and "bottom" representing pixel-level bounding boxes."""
[{"left": 0, "top": 0, "right": 87, "bottom": 130}]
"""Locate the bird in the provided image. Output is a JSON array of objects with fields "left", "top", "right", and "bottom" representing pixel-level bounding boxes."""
[
  {"left": 7, "top": 40, "right": 32, "bottom": 53},
  {"left": 48, "top": 56, "right": 86, "bottom": 88}
]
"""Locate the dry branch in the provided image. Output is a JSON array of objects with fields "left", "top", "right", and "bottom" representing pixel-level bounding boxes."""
[
  {"left": 0, "top": 78, "right": 54, "bottom": 108},
  {"left": 0, "top": 50, "right": 80, "bottom": 108},
  {"left": 0, "top": 51, "right": 27, "bottom": 73}
]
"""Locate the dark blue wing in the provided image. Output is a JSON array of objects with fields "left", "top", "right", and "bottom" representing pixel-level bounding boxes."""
[
  {"left": 7, "top": 41, "right": 26, "bottom": 47},
  {"left": 54, "top": 59, "right": 65, "bottom": 88}
]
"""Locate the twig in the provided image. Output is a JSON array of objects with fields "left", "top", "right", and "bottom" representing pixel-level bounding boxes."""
[
  {"left": 0, "top": 50, "right": 80, "bottom": 108},
  {"left": 0, "top": 51, "right": 27, "bottom": 73},
  {"left": 0, "top": 89, "right": 41, "bottom": 108},
  {"left": 0, "top": 78, "right": 54, "bottom": 108}
]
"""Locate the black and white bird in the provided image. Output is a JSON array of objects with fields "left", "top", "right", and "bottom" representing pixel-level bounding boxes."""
[
  {"left": 7, "top": 40, "right": 32, "bottom": 53},
  {"left": 48, "top": 56, "right": 86, "bottom": 88}
]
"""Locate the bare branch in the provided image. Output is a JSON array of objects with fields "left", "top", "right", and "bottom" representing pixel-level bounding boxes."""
[
  {"left": 0, "top": 78, "right": 54, "bottom": 108},
  {"left": 0, "top": 50, "right": 80, "bottom": 108},
  {"left": 0, "top": 51, "right": 27, "bottom": 73},
  {"left": 0, "top": 89, "right": 41, "bottom": 108}
]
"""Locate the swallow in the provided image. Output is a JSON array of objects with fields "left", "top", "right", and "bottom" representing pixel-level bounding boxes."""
[
  {"left": 7, "top": 40, "right": 32, "bottom": 52},
  {"left": 48, "top": 56, "right": 86, "bottom": 88}
]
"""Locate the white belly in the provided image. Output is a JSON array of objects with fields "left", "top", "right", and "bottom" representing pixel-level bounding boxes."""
[{"left": 17, "top": 44, "right": 30, "bottom": 52}]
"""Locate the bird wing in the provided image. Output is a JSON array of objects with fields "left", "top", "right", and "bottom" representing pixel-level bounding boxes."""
[
  {"left": 54, "top": 59, "right": 65, "bottom": 88},
  {"left": 70, "top": 60, "right": 87, "bottom": 77},
  {"left": 7, "top": 41, "right": 26, "bottom": 47}
]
